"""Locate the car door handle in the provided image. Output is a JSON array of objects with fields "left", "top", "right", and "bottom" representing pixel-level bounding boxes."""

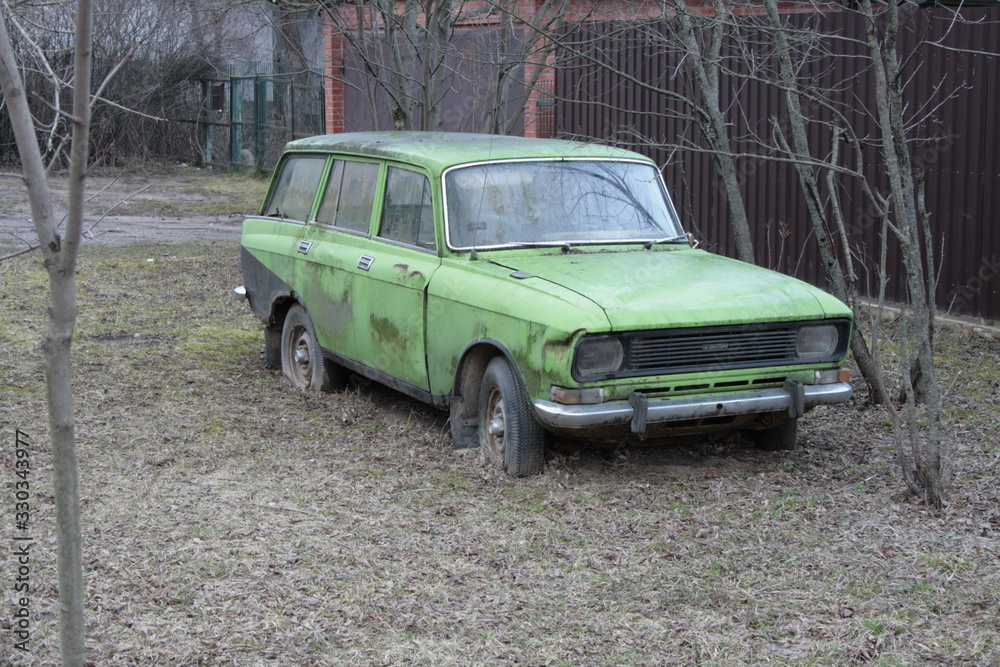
[{"left": 357, "top": 255, "right": 375, "bottom": 271}]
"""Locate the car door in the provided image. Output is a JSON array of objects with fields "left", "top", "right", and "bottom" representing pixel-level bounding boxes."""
[
  {"left": 243, "top": 153, "right": 328, "bottom": 322},
  {"left": 350, "top": 165, "right": 441, "bottom": 392},
  {"left": 293, "top": 157, "right": 382, "bottom": 364}
]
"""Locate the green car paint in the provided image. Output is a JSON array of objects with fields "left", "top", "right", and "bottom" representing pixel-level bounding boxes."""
[
  {"left": 472, "top": 247, "right": 846, "bottom": 331},
  {"left": 352, "top": 243, "right": 442, "bottom": 389},
  {"left": 421, "top": 245, "right": 849, "bottom": 402},
  {"left": 424, "top": 254, "right": 610, "bottom": 398},
  {"left": 277, "top": 132, "right": 641, "bottom": 174},
  {"left": 238, "top": 132, "right": 854, "bottom": 466}
]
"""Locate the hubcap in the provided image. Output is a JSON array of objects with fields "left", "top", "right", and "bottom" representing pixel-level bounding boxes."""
[
  {"left": 483, "top": 389, "right": 506, "bottom": 464},
  {"left": 289, "top": 326, "right": 311, "bottom": 387}
]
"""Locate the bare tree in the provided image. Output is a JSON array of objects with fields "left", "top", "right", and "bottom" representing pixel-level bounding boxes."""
[
  {"left": 751, "top": 0, "right": 947, "bottom": 504},
  {"left": 545, "top": 7, "right": 759, "bottom": 262},
  {"left": 667, "top": 0, "right": 755, "bottom": 263},
  {"left": 548, "top": 5, "right": 887, "bottom": 388},
  {"left": 857, "top": 0, "right": 944, "bottom": 506},
  {"left": 547, "top": 1, "right": 973, "bottom": 504},
  {"left": 756, "top": 0, "right": 888, "bottom": 404},
  {"left": 0, "top": 0, "right": 94, "bottom": 662},
  {"left": 0, "top": 0, "right": 271, "bottom": 169},
  {"left": 319, "top": 0, "right": 567, "bottom": 134}
]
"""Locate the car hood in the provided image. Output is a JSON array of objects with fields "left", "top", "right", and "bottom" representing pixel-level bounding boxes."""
[{"left": 489, "top": 248, "right": 846, "bottom": 330}]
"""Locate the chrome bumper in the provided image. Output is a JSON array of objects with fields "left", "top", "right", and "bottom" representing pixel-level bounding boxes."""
[{"left": 533, "top": 381, "right": 853, "bottom": 435}]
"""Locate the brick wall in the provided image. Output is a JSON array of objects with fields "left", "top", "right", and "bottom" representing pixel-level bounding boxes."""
[
  {"left": 322, "top": 0, "right": 647, "bottom": 135},
  {"left": 324, "top": 20, "right": 346, "bottom": 134},
  {"left": 320, "top": 0, "right": 744, "bottom": 136}
]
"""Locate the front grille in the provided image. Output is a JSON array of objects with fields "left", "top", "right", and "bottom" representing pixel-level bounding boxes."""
[
  {"left": 571, "top": 320, "right": 850, "bottom": 382},
  {"left": 629, "top": 327, "right": 798, "bottom": 372}
]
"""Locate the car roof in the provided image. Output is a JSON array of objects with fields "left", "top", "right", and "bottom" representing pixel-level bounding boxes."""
[{"left": 282, "top": 132, "right": 653, "bottom": 173}]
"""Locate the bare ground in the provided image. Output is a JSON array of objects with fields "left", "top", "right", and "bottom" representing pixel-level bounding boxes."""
[
  {"left": 0, "top": 171, "right": 998, "bottom": 665},
  {"left": 0, "top": 169, "right": 258, "bottom": 253}
]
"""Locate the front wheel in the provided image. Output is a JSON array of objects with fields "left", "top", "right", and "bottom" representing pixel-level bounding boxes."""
[
  {"left": 478, "top": 357, "right": 546, "bottom": 477},
  {"left": 280, "top": 304, "right": 344, "bottom": 392}
]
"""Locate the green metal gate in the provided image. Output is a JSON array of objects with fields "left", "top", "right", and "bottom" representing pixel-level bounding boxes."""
[{"left": 200, "top": 62, "right": 325, "bottom": 172}]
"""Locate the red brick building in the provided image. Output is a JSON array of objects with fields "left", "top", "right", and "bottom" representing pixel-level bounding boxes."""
[{"left": 321, "top": 0, "right": 678, "bottom": 137}]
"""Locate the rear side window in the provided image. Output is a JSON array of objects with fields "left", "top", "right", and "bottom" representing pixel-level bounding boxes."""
[
  {"left": 316, "top": 160, "right": 379, "bottom": 233},
  {"left": 264, "top": 155, "right": 326, "bottom": 221},
  {"left": 315, "top": 161, "right": 345, "bottom": 226},
  {"left": 378, "top": 167, "right": 434, "bottom": 248}
]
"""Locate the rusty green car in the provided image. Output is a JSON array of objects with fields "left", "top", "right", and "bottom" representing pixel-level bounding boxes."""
[{"left": 236, "top": 132, "right": 853, "bottom": 476}]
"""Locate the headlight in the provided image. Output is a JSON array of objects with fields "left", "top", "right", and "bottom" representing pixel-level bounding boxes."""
[
  {"left": 575, "top": 336, "right": 624, "bottom": 378},
  {"left": 796, "top": 324, "right": 840, "bottom": 358}
]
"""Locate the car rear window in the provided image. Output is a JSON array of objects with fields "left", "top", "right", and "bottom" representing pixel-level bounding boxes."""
[{"left": 264, "top": 155, "right": 327, "bottom": 221}]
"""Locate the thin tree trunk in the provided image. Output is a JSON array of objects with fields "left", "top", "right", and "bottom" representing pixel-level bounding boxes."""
[
  {"left": 763, "top": 0, "right": 889, "bottom": 405},
  {"left": 861, "top": 0, "right": 944, "bottom": 507},
  {"left": 422, "top": 0, "right": 452, "bottom": 131},
  {"left": 672, "top": 0, "right": 755, "bottom": 264},
  {"left": 0, "top": 1, "right": 93, "bottom": 662}
]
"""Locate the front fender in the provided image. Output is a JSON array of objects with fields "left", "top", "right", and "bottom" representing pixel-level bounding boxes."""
[{"left": 426, "top": 260, "right": 610, "bottom": 401}]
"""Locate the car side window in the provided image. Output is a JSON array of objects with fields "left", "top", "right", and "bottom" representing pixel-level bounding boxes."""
[
  {"left": 263, "top": 155, "right": 326, "bottom": 221},
  {"left": 378, "top": 167, "right": 434, "bottom": 249},
  {"left": 332, "top": 160, "right": 380, "bottom": 233},
  {"left": 315, "top": 160, "right": 345, "bottom": 226}
]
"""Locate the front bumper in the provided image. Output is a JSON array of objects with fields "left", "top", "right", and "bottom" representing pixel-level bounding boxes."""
[{"left": 533, "top": 381, "right": 853, "bottom": 436}]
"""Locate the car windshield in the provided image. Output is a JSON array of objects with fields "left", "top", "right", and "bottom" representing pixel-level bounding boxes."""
[{"left": 445, "top": 160, "right": 683, "bottom": 249}]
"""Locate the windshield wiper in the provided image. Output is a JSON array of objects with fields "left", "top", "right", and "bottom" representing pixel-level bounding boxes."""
[{"left": 638, "top": 235, "right": 689, "bottom": 248}]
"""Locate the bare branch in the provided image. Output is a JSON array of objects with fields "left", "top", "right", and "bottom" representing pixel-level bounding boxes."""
[{"left": 91, "top": 40, "right": 140, "bottom": 104}]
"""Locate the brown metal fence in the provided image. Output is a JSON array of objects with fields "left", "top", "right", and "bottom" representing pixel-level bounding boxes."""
[{"left": 556, "top": 8, "right": 1000, "bottom": 321}]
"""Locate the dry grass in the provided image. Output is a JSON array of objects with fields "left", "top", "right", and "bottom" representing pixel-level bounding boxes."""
[
  {"left": 82, "top": 169, "right": 269, "bottom": 219},
  {"left": 0, "top": 241, "right": 998, "bottom": 666}
]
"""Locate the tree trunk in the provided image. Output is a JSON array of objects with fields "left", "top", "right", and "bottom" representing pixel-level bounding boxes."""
[
  {"left": 762, "top": 0, "right": 889, "bottom": 405},
  {"left": 0, "top": 1, "right": 93, "bottom": 662},
  {"left": 861, "top": 0, "right": 944, "bottom": 507},
  {"left": 672, "top": 0, "right": 756, "bottom": 265}
]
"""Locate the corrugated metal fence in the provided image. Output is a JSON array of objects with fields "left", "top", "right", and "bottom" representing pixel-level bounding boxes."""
[{"left": 556, "top": 7, "right": 1000, "bottom": 321}]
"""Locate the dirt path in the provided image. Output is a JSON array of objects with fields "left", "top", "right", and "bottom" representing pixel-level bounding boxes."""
[{"left": 0, "top": 169, "right": 259, "bottom": 252}]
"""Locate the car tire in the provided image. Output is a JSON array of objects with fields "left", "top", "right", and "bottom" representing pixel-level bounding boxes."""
[
  {"left": 280, "top": 304, "right": 344, "bottom": 392},
  {"left": 478, "top": 356, "right": 545, "bottom": 477},
  {"left": 750, "top": 418, "right": 798, "bottom": 451}
]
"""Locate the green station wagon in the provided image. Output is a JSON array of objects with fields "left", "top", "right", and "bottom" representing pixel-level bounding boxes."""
[{"left": 236, "top": 132, "right": 853, "bottom": 476}]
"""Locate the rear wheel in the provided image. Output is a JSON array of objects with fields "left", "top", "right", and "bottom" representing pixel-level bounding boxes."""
[
  {"left": 750, "top": 418, "right": 798, "bottom": 451},
  {"left": 280, "top": 304, "right": 345, "bottom": 391},
  {"left": 478, "top": 357, "right": 545, "bottom": 477}
]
